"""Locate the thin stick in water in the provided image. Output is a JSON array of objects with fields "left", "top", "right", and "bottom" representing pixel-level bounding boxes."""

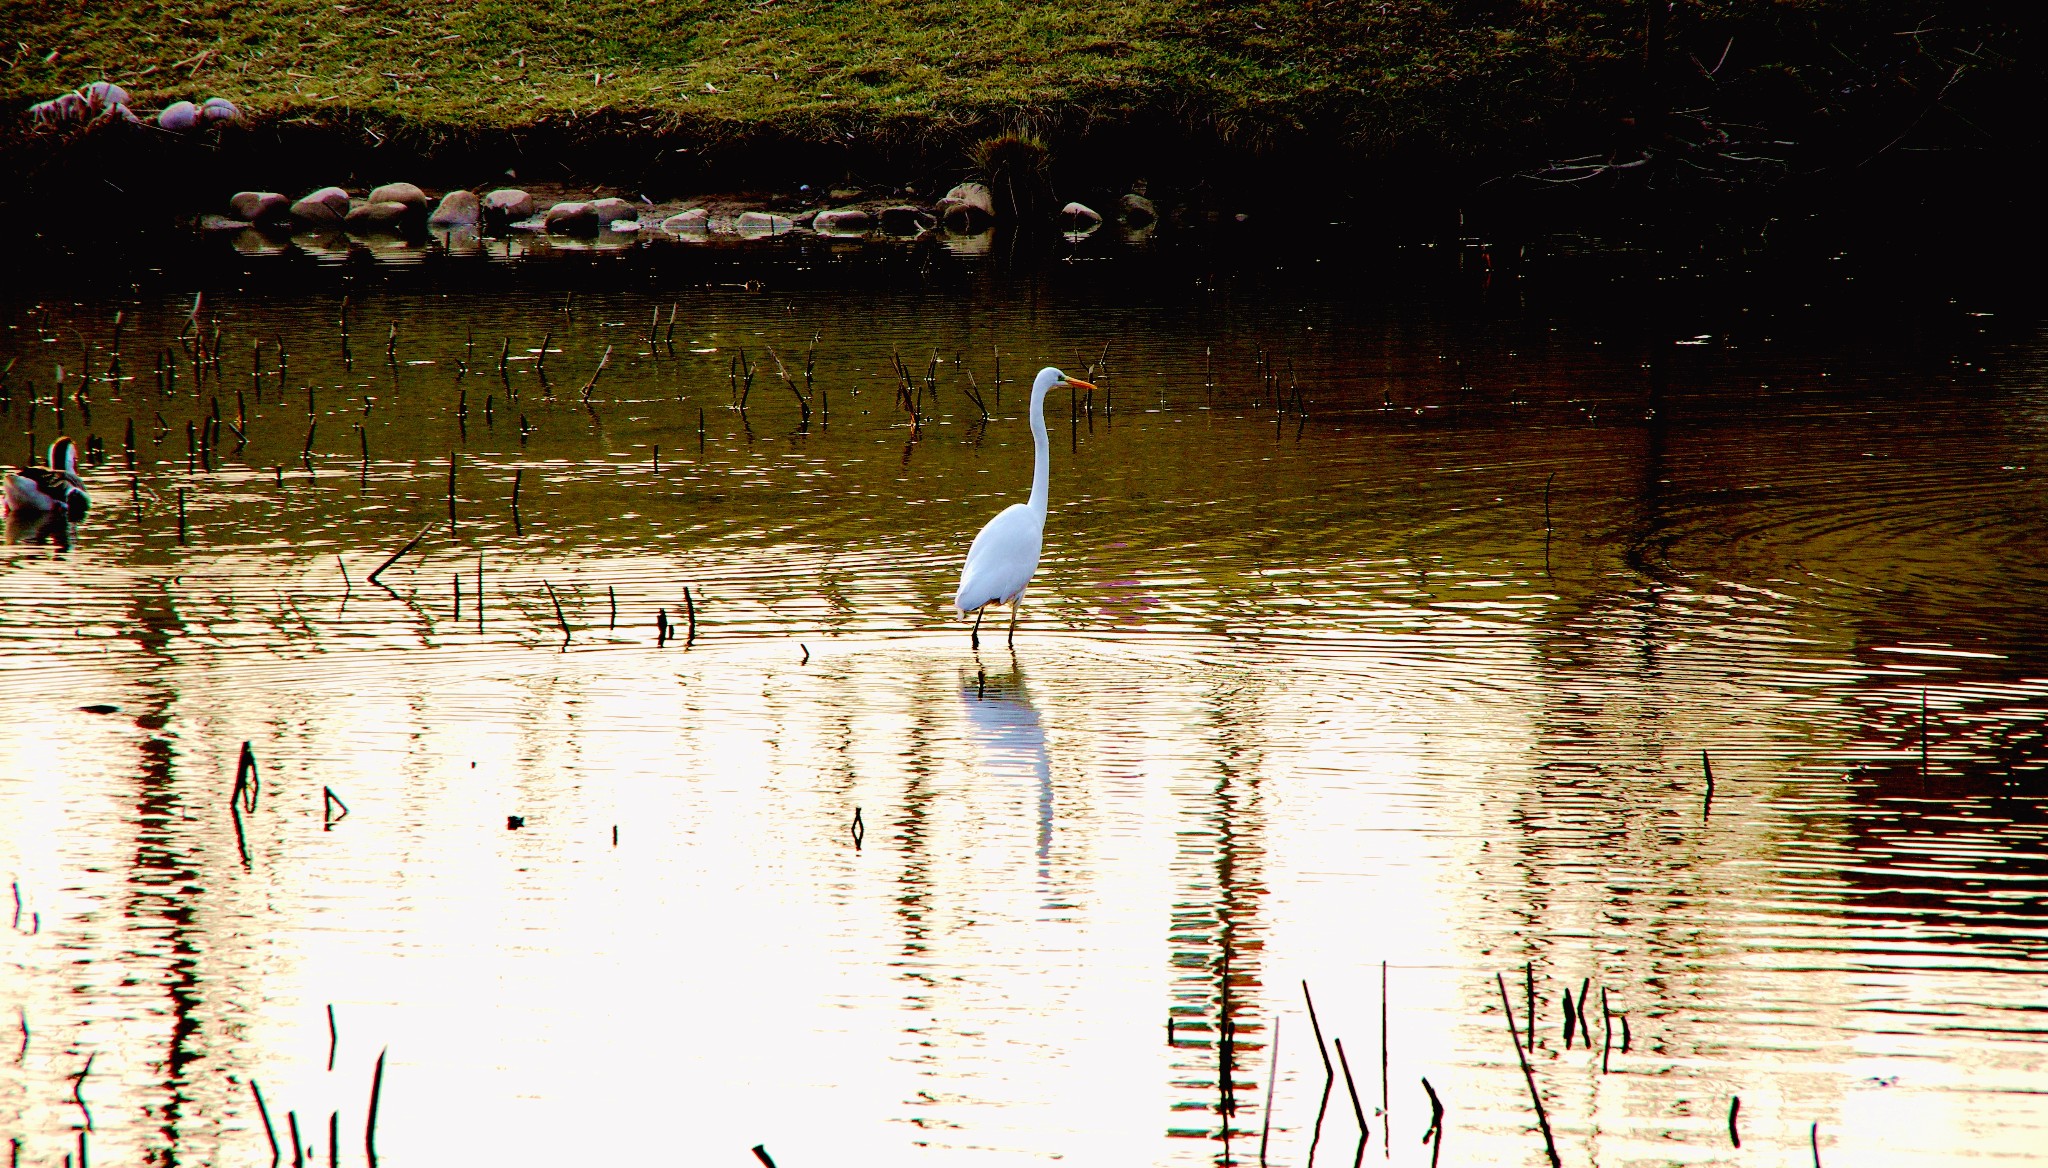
[
  {"left": 1258, "top": 1015, "right": 1280, "bottom": 1168},
  {"left": 1420, "top": 1078, "right": 1444, "bottom": 1168},
  {"left": 327, "top": 1004, "right": 338, "bottom": 1071},
  {"left": 1494, "top": 972, "right": 1560, "bottom": 1168},
  {"left": 1703, "top": 748, "right": 1715, "bottom": 818},
  {"left": 367, "top": 524, "right": 432, "bottom": 586},
  {"left": 1729, "top": 1096, "right": 1741, "bottom": 1148},
  {"left": 1600, "top": 986, "right": 1614, "bottom": 1073},
  {"left": 1302, "top": 981, "right": 1335, "bottom": 1168},
  {"left": 1380, "top": 961, "right": 1389, "bottom": 1153},
  {"left": 1333, "top": 1037, "right": 1369, "bottom": 1168},
  {"left": 365, "top": 1047, "right": 386, "bottom": 1168},
  {"left": 545, "top": 580, "right": 570, "bottom": 646},
  {"left": 251, "top": 1079, "right": 280, "bottom": 1167}
]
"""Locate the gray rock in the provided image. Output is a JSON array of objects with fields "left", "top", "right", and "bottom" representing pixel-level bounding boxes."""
[
  {"left": 878, "top": 205, "right": 934, "bottom": 236},
  {"left": 344, "top": 201, "right": 413, "bottom": 233},
  {"left": 482, "top": 188, "right": 534, "bottom": 224},
  {"left": 290, "top": 195, "right": 345, "bottom": 227},
  {"left": 1059, "top": 201, "right": 1103, "bottom": 234},
  {"left": 158, "top": 101, "right": 200, "bottom": 132},
  {"left": 199, "top": 97, "right": 241, "bottom": 123},
  {"left": 827, "top": 187, "right": 863, "bottom": 201},
  {"left": 812, "top": 208, "right": 871, "bottom": 235},
  {"left": 591, "top": 197, "right": 638, "bottom": 225},
  {"left": 544, "top": 201, "right": 598, "bottom": 235},
  {"left": 429, "top": 189, "right": 480, "bottom": 228},
  {"left": 939, "top": 182, "right": 994, "bottom": 229},
  {"left": 368, "top": 182, "right": 427, "bottom": 211},
  {"left": 303, "top": 186, "right": 351, "bottom": 215},
  {"left": 1118, "top": 193, "right": 1157, "bottom": 227},
  {"left": 81, "top": 81, "right": 131, "bottom": 110},
  {"left": 228, "top": 191, "right": 289, "bottom": 223},
  {"left": 734, "top": 211, "right": 795, "bottom": 238},
  {"left": 661, "top": 208, "right": 710, "bottom": 234}
]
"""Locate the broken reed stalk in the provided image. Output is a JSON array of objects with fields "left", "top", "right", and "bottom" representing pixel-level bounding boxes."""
[
  {"left": 764, "top": 344, "right": 811, "bottom": 425},
  {"left": 1258, "top": 1015, "right": 1279, "bottom": 1168},
  {"left": 177, "top": 487, "right": 188, "bottom": 544},
  {"left": 579, "top": 344, "right": 612, "bottom": 402},
  {"left": 1495, "top": 972, "right": 1561, "bottom": 1168},
  {"left": 1333, "top": 1037, "right": 1369, "bottom": 1168},
  {"left": 1811, "top": 1121, "right": 1822, "bottom": 1168},
  {"left": 1729, "top": 1095, "right": 1741, "bottom": 1148},
  {"left": 962, "top": 368, "right": 990, "bottom": 420},
  {"left": 544, "top": 580, "right": 570, "bottom": 645},
  {"left": 365, "top": 1047, "right": 386, "bottom": 1168},
  {"left": 327, "top": 1112, "right": 338, "bottom": 1168},
  {"left": 367, "top": 524, "right": 432, "bottom": 586},
  {"left": 327, "top": 1004, "right": 338, "bottom": 1070},
  {"left": 684, "top": 585, "right": 696, "bottom": 643},
  {"left": 1302, "top": 981, "right": 1335, "bottom": 1168},
  {"left": 288, "top": 1111, "right": 304, "bottom": 1168},
  {"left": 251, "top": 1080, "right": 280, "bottom": 1167},
  {"left": 751, "top": 1146, "right": 777, "bottom": 1168},
  {"left": 608, "top": 584, "right": 617, "bottom": 629},
  {"left": 1420, "top": 1078, "right": 1444, "bottom": 1168},
  {"left": 447, "top": 452, "right": 458, "bottom": 530}
]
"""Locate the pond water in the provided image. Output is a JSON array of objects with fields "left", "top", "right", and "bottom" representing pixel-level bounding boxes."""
[{"left": 2, "top": 229, "right": 2046, "bottom": 1168}]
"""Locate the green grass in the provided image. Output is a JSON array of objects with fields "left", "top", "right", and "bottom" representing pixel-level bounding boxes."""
[{"left": 0, "top": 2, "right": 2030, "bottom": 174}]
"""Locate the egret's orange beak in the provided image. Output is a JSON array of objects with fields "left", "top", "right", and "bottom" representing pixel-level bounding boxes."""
[{"left": 1061, "top": 377, "right": 1097, "bottom": 391}]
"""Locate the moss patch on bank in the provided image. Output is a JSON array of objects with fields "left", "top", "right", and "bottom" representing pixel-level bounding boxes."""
[{"left": 0, "top": 2, "right": 2035, "bottom": 182}]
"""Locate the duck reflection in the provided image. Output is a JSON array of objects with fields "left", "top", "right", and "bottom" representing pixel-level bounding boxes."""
[
  {"left": 960, "top": 659, "right": 1053, "bottom": 875},
  {"left": 6, "top": 504, "right": 75, "bottom": 550}
]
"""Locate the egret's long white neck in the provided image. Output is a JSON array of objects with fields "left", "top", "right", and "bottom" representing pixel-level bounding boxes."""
[{"left": 1027, "top": 381, "right": 1051, "bottom": 516}]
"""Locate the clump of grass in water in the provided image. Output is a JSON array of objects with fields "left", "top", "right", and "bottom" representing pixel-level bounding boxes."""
[{"left": 970, "top": 131, "right": 1052, "bottom": 221}]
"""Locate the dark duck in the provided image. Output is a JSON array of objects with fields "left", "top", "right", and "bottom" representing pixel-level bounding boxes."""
[{"left": 5, "top": 436, "right": 92, "bottom": 526}]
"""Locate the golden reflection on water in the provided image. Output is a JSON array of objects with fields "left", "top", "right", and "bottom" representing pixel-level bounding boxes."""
[{"left": 2, "top": 253, "right": 2047, "bottom": 1166}]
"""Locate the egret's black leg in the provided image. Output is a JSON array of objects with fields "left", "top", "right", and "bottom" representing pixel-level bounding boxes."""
[
  {"left": 971, "top": 607, "right": 983, "bottom": 651},
  {"left": 1006, "top": 595, "right": 1021, "bottom": 646}
]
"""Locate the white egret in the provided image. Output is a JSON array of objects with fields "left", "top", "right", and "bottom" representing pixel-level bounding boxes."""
[{"left": 954, "top": 366, "right": 1094, "bottom": 648}]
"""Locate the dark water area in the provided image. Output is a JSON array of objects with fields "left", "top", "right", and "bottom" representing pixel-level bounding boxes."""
[{"left": 2, "top": 222, "right": 2045, "bottom": 1166}]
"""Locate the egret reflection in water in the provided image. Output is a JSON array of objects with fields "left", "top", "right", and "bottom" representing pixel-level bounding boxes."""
[{"left": 961, "top": 661, "right": 1054, "bottom": 877}]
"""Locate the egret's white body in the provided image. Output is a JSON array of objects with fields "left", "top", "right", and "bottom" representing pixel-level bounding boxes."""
[{"left": 954, "top": 366, "right": 1092, "bottom": 647}]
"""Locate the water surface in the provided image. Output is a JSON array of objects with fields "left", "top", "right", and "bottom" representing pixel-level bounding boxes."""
[{"left": 3, "top": 233, "right": 2046, "bottom": 1167}]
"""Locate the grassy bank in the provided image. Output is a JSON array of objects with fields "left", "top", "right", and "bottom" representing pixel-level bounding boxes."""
[{"left": 0, "top": 2, "right": 2037, "bottom": 199}]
